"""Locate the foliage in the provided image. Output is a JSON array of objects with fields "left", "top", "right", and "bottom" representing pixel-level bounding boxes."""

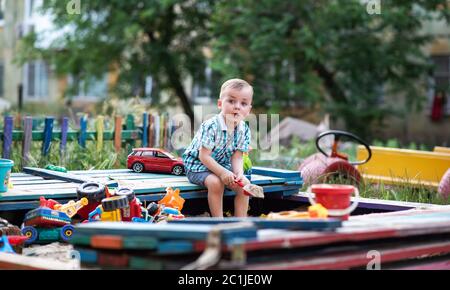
[
  {"left": 16, "top": 0, "right": 216, "bottom": 122},
  {"left": 210, "top": 0, "right": 450, "bottom": 138}
]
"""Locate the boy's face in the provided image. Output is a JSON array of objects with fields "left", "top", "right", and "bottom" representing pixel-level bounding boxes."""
[{"left": 218, "top": 87, "right": 253, "bottom": 125}]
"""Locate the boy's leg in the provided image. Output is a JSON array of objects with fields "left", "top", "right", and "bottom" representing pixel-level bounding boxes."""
[
  {"left": 228, "top": 176, "right": 250, "bottom": 217},
  {"left": 204, "top": 174, "right": 225, "bottom": 218}
]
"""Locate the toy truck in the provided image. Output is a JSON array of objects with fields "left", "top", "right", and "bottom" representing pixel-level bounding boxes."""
[
  {"left": 21, "top": 197, "right": 88, "bottom": 245},
  {"left": 88, "top": 195, "right": 129, "bottom": 222}
]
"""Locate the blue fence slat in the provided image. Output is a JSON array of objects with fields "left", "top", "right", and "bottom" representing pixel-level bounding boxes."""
[
  {"left": 79, "top": 116, "right": 87, "bottom": 148},
  {"left": 60, "top": 117, "right": 69, "bottom": 154},
  {"left": 2, "top": 116, "right": 13, "bottom": 159},
  {"left": 142, "top": 112, "right": 148, "bottom": 147},
  {"left": 42, "top": 117, "right": 54, "bottom": 156}
]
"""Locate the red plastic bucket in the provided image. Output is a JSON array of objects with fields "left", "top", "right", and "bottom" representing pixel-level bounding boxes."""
[{"left": 308, "top": 184, "right": 359, "bottom": 220}]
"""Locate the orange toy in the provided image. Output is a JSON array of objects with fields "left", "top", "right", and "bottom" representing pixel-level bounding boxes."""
[
  {"left": 158, "top": 187, "right": 185, "bottom": 211},
  {"left": 266, "top": 204, "right": 328, "bottom": 219}
]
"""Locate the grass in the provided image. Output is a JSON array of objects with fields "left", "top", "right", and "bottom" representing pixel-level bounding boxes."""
[
  {"left": 9, "top": 138, "right": 129, "bottom": 172},
  {"left": 251, "top": 137, "right": 449, "bottom": 205}
]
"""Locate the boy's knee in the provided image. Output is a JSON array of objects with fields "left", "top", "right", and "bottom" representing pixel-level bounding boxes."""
[{"left": 205, "top": 174, "right": 224, "bottom": 190}]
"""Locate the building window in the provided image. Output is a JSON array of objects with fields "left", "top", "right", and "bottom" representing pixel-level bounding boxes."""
[
  {"left": 68, "top": 74, "right": 108, "bottom": 101},
  {"left": 191, "top": 65, "right": 219, "bottom": 105},
  {"left": 0, "top": 0, "right": 5, "bottom": 25},
  {"left": 430, "top": 55, "right": 450, "bottom": 116},
  {"left": 23, "top": 61, "right": 49, "bottom": 100}
]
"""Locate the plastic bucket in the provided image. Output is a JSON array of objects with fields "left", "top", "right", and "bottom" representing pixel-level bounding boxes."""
[
  {"left": 0, "top": 159, "right": 14, "bottom": 193},
  {"left": 307, "top": 184, "right": 359, "bottom": 221}
]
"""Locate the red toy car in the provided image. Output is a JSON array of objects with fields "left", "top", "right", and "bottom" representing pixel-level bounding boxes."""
[{"left": 127, "top": 148, "right": 185, "bottom": 175}]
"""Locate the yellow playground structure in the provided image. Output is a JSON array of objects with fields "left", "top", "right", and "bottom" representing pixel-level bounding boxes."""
[{"left": 357, "top": 146, "right": 450, "bottom": 189}]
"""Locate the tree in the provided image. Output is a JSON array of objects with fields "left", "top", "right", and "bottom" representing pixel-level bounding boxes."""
[
  {"left": 17, "top": 0, "right": 215, "bottom": 123},
  {"left": 210, "top": 0, "right": 450, "bottom": 138}
]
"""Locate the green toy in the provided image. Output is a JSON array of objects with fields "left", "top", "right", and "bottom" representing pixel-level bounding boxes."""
[{"left": 243, "top": 152, "right": 252, "bottom": 175}]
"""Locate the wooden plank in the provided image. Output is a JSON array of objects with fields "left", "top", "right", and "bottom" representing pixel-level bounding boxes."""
[
  {"left": 157, "top": 240, "right": 194, "bottom": 254},
  {"left": 170, "top": 217, "right": 342, "bottom": 231},
  {"left": 73, "top": 222, "right": 257, "bottom": 243},
  {"left": 126, "top": 114, "right": 136, "bottom": 154},
  {"left": 148, "top": 114, "right": 154, "bottom": 147},
  {"left": 78, "top": 248, "right": 98, "bottom": 264},
  {"left": 60, "top": 117, "right": 69, "bottom": 154},
  {"left": 142, "top": 112, "right": 148, "bottom": 147},
  {"left": 42, "top": 116, "right": 54, "bottom": 156},
  {"left": 91, "top": 235, "right": 123, "bottom": 250},
  {"left": 243, "top": 240, "right": 450, "bottom": 270},
  {"left": 252, "top": 167, "right": 301, "bottom": 179},
  {"left": 79, "top": 115, "right": 87, "bottom": 148},
  {"left": 129, "top": 256, "right": 163, "bottom": 270},
  {"left": 154, "top": 114, "right": 160, "bottom": 148},
  {"left": 22, "top": 116, "right": 33, "bottom": 167},
  {"left": 114, "top": 116, "right": 122, "bottom": 154},
  {"left": 391, "top": 259, "right": 450, "bottom": 270},
  {"left": 2, "top": 116, "right": 13, "bottom": 159},
  {"left": 0, "top": 181, "right": 300, "bottom": 204}
]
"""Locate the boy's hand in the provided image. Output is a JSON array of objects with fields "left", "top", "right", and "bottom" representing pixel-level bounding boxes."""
[
  {"left": 220, "top": 171, "right": 236, "bottom": 186},
  {"left": 235, "top": 173, "right": 245, "bottom": 184}
]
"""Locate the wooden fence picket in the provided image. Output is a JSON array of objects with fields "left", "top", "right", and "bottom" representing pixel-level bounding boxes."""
[
  {"left": 2, "top": 116, "right": 13, "bottom": 159},
  {"left": 22, "top": 116, "right": 33, "bottom": 167}
]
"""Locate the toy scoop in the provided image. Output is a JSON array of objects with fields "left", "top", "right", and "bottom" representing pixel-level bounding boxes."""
[{"left": 235, "top": 179, "right": 264, "bottom": 199}]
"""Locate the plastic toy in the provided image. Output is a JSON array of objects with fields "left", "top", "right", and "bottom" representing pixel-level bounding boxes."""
[
  {"left": 54, "top": 198, "right": 88, "bottom": 218},
  {"left": 0, "top": 235, "right": 14, "bottom": 253},
  {"left": 20, "top": 196, "right": 88, "bottom": 244},
  {"left": 115, "top": 187, "right": 142, "bottom": 221},
  {"left": 21, "top": 207, "right": 75, "bottom": 244},
  {"left": 298, "top": 130, "right": 372, "bottom": 186},
  {"left": 76, "top": 182, "right": 108, "bottom": 220},
  {"left": 266, "top": 203, "right": 328, "bottom": 219},
  {"left": 127, "top": 148, "right": 185, "bottom": 175},
  {"left": 88, "top": 195, "right": 129, "bottom": 222},
  {"left": 235, "top": 179, "right": 264, "bottom": 198},
  {"left": 45, "top": 164, "right": 67, "bottom": 173},
  {"left": 158, "top": 187, "right": 185, "bottom": 211}
]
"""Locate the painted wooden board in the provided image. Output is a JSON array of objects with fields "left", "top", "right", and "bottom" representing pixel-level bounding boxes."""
[
  {"left": 242, "top": 240, "right": 450, "bottom": 270},
  {"left": 187, "top": 208, "right": 450, "bottom": 254},
  {"left": 252, "top": 167, "right": 300, "bottom": 179},
  {"left": 169, "top": 217, "right": 342, "bottom": 231},
  {"left": 73, "top": 222, "right": 257, "bottom": 243}
]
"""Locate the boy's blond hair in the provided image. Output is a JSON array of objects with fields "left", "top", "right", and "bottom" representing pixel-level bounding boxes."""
[{"left": 219, "top": 78, "right": 253, "bottom": 99}]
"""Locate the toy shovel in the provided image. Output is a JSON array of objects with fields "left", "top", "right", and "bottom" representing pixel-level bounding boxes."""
[{"left": 235, "top": 179, "right": 264, "bottom": 199}]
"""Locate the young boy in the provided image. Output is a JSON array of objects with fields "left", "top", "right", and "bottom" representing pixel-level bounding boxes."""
[{"left": 183, "top": 78, "right": 253, "bottom": 217}]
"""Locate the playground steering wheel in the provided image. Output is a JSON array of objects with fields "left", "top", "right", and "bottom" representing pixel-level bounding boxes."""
[{"left": 315, "top": 130, "right": 372, "bottom": 165}]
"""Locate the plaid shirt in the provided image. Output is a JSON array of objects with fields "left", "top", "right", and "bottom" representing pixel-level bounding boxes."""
[{"left": 183, "top": 114, "right": 251, "bottom": 173}]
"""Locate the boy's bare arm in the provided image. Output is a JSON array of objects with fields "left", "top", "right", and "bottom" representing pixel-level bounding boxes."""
[
  {"left": 231, "top": 151, "right": 244, "bottom": 179},
  {"left": 199, "top": 146, "right": 235, "bottom": 185}
]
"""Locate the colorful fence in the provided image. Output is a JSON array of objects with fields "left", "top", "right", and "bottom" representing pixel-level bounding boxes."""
[{"left": 0, "top": 113, "right": 177, "bottom": 166}]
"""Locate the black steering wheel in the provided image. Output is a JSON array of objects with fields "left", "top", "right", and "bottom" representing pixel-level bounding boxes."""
[{"left": 315, "top": 130, "right": 372, "bottom": 165}]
